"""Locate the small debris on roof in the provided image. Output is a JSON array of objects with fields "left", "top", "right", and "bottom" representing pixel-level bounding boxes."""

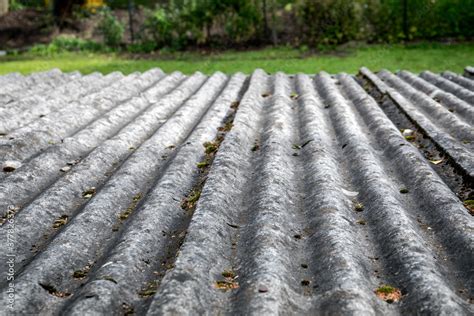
[
  {"left": 67, "top": 159, "right": 80, "bottom": 166},
  {"left": 354, "top": 202, "right": 365, "bottom": 212},
  {"left": 301, "top": 280, "right": 311, "bottom": 286},
  {"left": 138, "top": 281, "right": 158, "bottom": 297},
  {"left": 60, "top": 166, "right": 71, "bottom": 172},
  {"left": 430, "top": 159, "right": 443, "bottom": 165},
  {"left": 39, "top": 283, "right": 72, "bottom": 298},
  {"left": 401, "top": 129, "right": 414, "bottom": 137},
  {"left": 53, "top": 215, "right": 68, "bottom": 229},
  {"left": 399, "top": 188, "right": 409, "bottom": 194},
  {"left": 73, "top": 263, "right": 92, "bottom": 279},
  {"left": 2, "top": 160, "right": 21, "bottom": 172},
  {"left": 251, "top": 140, "right": 260, "bottom": 151},
  {"left": 463, "top": 200, "right": 474, "bottom": 215},
  {"left": 82, "top": 187, "right": 96, "bottom": 198},
  {"left": 196, "top": 161, "right": 209, "bottom": 168},
  {"left": 215, "top": 269, "right": 239, "bottom": 291},
  {"left": 203, "top": 141, "right": 218, "bottom": 154},
  {"left": 341, "top": 189, "right": 359, "bottom": 197},
  {"left": 375, "top": 285, "right": 402, "bottom": 303},
  {"left": 122, "top": 303, "right": 134, "bottom": 315},
  {"left": 230, "top": 101, "right": 240, "bottom": 109}
]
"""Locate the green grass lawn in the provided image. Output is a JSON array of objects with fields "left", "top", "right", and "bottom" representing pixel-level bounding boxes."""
[{"left": 1, "top": 43, "right": 473, "bottom": 75}]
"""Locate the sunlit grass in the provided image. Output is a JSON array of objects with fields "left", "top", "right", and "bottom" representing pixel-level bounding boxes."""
[{"left": 0, "top": 42, "right": 472, "bottom": 75}]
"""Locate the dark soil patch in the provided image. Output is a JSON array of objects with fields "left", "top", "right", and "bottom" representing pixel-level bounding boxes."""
[{"left": 0, "top": 9, "right": 56, "bottom": 49}]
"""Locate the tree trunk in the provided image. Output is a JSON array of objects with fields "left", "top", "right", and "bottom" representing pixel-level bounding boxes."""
[
  {"left": 262, "top": 0, "right": 269, "bottom": 41},
  {"left": 53, "top": 0, "right": 80, "bottom": 26},
  {"left": 127, "top": 0, "right": 135, "bottom": 43},
  {"left": 0, "top": 0, "right": 9, "bottom": 16},
  {"left": 270, "top": 0, "right": 277, "bottom": 46},
  {"left": 402, "top": 0, "right": 408, "bottom": 40}
]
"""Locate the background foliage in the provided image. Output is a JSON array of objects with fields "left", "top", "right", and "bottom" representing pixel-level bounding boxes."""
[
  {"left": 134, "top": 0, "right": 474, "bottom": 50},
  {"left": 7, "top": 0, "right": 474, "bottom": 51}
]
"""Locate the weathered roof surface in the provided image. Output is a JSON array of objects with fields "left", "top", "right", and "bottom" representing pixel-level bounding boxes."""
[
  {"left": 465, "top": 66, "right": 474, "bottom": 79},
  {"left": 0, "top": 67, "right": 472, "bottom": 315}
]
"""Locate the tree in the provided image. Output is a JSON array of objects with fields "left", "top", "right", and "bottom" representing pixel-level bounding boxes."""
[
  {"left": 0, "top": 0, "right": 8, "bottom": 16},
  {"left": 53, "top": 0, "right": 82, "bottom": 26}
]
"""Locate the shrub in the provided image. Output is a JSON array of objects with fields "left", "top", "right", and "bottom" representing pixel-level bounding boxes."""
[
  {"left": 364, "top": 0, "right": 474, "bottom": 42},
  {"left": 141, "top": 1, "right": 199, "bottom": 50},
  {"left": 126, "top": 41, "right": 158, "bottom": 54},
  {"left": 143, "top": 6, "right": 178, "bottom": 48},
  {"left": 221, "top": 0, "right": 262, "bottom": 44},
  {"left": 141, "top": 0, "right": 263, "bottom": 50},
  {"left": 9, "top": 0, "right": 25, "bottom": 11},
  {"left": 296, "top": 0, "right": 361, "bottom": 46},
  {"left": 98, "top": 8, "right": 125, "bottom": 47},
  {"left": 51, "top": 35, "right": 105, "bottom": 51},
  {"left": 123, "top": 0, "right": 474, "bottom": 50},
  {"left": 28, "top": 35, "right": 107, "bottom": 56}
]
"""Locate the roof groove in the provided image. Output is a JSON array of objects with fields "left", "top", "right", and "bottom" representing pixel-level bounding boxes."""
[
  {"left": 355, "top": 74, "right": 472, "bottom": 203},
  {"left": 0, "top": 70, "right": 164, "bottom": 167},
  {"left": 0, "top": 73, "right": 229, "bottom": 314},
  {"left": 227, "top": 72, "right": 306, "bottom": 314},
  {"left": 62, "top": 73, "right": 245, "bottom": 316},
  {"left": 313, "top": 73, "right": 390, "bottom": 314},
  {"left": 378, "top": 70, "right": 474, "bottom": 141},
  {"left": 420, "top": 71, "right": 474, "bottom": 105},
  {"left": 302, "top": 73, "right": 384, "bottom": 314},
  {"left": 441, "top": 71, "right": 474, "bottom": 96},
  {"left": 0, "top": 72, "right": 22, "bottom": 86},
  {"left": 149, "top": 69, "right": 269, "bottom": 314},
  {"left": 0, "top": 72, "right": 197, "bottom": 274},
  {"left": 0, "top": 69, "right": 68, "bottom": 102},
  {"left": 360, "top": 67, "right": 474, "bottom": 179},
  {"left": 348, "top": 74, "right": 473, "bottom": 281},
  {"left": 463, "top": 66, "right": 474, "bottom": 79},
  {"left": 0, "top": 72, "right": 123, "bottom": 133},
  {"left": 330, "top": 73, "right": 468, "bottom": 314},
  {"left": 289, "top": 74, "right": 319, "bottom": 309},
  {"left": 0, "top": 72, "right": 185, "bottom": 222},
  {"left": 397, "top": 70, "right": 474, "bottom": 126}
]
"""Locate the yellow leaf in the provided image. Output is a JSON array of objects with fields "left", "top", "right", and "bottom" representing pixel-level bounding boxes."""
[{"left": 430, "top": 159, "right": 443, "bottom": 165}]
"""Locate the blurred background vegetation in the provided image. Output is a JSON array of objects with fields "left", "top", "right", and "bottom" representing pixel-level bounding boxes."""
[{"left": 0, "top": 0, "right": 473, "bottom": 74}]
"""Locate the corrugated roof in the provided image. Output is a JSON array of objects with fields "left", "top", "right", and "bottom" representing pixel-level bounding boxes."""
[{"left": 0, "top": 67, "right": 472, "bottom": 315}]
